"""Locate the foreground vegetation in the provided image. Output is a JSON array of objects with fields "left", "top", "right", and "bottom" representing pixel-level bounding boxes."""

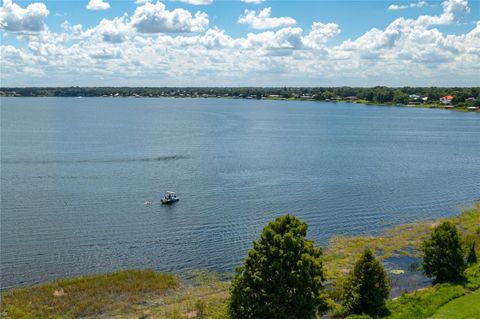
[
  {"left": 2, "top": 203, "right": 479, "bottom": 319},
  {"left": 0, "top": 270, "right": 179, "bottom": 318},
  {"left": 431, "top": 288, "right": 480, "bottom": 319},
  {"left": 325, "top": 203, "right": 480, "bottom": 280},
  {"left": 229, "top": 215, "right": 328, "bottom": 319},
  {"left": 0, "top": 270, "right": 230, "bottom": 319},
  {"left": 1, "top": 87, "right": 479, "bottom": 110},
  {"left": 384, "top": 262, "right": 480, "bottom": 319}
]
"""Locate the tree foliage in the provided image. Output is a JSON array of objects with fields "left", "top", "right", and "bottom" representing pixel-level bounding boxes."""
[
  {"left": 342, "top": 250, "right": 390, "bottom": 318},
  {"left": 228, "top": 215, "right": 327, "bottom": 319},
  {"left": 2, "top": 86, "right": 479, "bottom": 108},
  {"left": 466, "top": 241, "right": 477, "bottom": 265},
  {"left": 422, "top": 221, "right": 466, "bottom": 283}
]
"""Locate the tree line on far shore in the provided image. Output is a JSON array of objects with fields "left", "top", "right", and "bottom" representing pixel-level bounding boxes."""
[
  {"left": 228, "top": 215, "right": 477, "bottom": 319},
  {"left": 1, "top": 86, "right": 479, "bottom": 107}
]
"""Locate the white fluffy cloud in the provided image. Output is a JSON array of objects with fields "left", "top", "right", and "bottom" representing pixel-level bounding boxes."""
[
  {"left": 238, "top": 7, "right": 296, "bottom": 29},
  {"left": 1, "top": 0, "right": 478, "bottom": 86},
  {"left": 131, "top": 1, "right": 209, "bottom": 33},
  {"left": 339, "top": 0, "right": 476, "bottom": 67},
  {"left": 86, "top": 0, "right": 110, "bottom": 11},
  {"left": 302, "top": 22, "right": 341, "bottom": 49},
  {"left": 0, "top": 0, "right": 49, "bottom": 32},
  {"left": 416, "top": 0, "right": 469, "bottom": 25},
  {"left": 388, "top": 1, "right": 426, "bottom": 10},
  {"left": 93, "top": 16, "right": 131, "bottom": 43},
  {"left": 241, "top": 0, "right": 265, "bottom": 4}
]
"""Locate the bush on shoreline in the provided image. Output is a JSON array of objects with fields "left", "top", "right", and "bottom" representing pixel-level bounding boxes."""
[
  {"left": 342, "top": 250, "right": 390, "bottom": 318},
  {"left": 422, "top": 222, "right": 466, "bottom": 283}
]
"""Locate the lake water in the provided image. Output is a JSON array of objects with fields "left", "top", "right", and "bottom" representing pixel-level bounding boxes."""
[{"left": 1, "top": 97, "right": 479, "bottom": 290}]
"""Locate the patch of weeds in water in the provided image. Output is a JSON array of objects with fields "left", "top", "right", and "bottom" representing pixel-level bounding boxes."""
[{"left": 325, "top": 203, "right": 480, "bottom": 281}]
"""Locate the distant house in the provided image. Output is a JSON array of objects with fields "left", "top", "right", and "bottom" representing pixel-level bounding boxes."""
[
  {"left": 409, "top": 94, "right": 420, "bottom": 100},
  {"left": 344, "top": 96, "right": 358, "bottom": 101},
  {"left": 300, "top": 94, "right": 314, "bottom": 99},
  {"left": 440, "top": 95, "right": 454, "bottom": 104}
]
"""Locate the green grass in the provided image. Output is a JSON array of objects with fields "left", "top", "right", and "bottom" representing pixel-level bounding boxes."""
[
  {"left": 385, "top": 284, "right": 467, "bottom": 319},
  {"left": 145, "top": 270, "right": 229, "bottom": 319},
  {"left": 384, "top": 262, "right": 480, "bottom": 319},
  {"left": 431, "top": 289, "right": 480, "bottom": 319},
  {"left": 1, "top": 270, "right": 179, "bottom": 319},
  {"left": 1, "top": 269, "right": 229, "bottom": 319}
]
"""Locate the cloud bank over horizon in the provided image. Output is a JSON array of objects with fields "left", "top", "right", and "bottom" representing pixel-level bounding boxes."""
[{"left": 0, "top": 0, "right": 479, "bottom": 87}]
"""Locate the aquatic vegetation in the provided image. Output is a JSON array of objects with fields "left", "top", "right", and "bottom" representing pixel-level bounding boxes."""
[{"left": 324, "top": 203, "right": 480, "bottom": 280}]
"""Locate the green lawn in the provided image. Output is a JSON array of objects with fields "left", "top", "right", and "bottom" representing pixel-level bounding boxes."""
[{"left": 431, "top": 289, "right": 480, "bottom": 319}]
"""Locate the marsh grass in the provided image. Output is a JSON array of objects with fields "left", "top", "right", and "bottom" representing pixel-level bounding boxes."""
[
  {"left": 1, "top": 270, "right": 178, "bottom": 319},
  {"left": 325, "top": 202, "right": 480, "bottom": 279},
  {"left": 140, "top": 270, "right": 229, "bottom": 319}
]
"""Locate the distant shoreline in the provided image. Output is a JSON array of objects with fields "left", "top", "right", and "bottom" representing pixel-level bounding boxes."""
[
  {"left": 1, "top": 94, "right": 479, "bottom": 113},
  {"left": 1, "top": 86, "right": 479, "bottom": 112}
]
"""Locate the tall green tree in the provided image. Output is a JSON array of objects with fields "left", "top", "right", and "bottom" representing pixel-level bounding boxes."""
[
  {"left": 342, "top": 250, "right": 390, "bottom": 318},
  {"left": 422, "top": 221, "right": 466, "bottom": 283},
  {"left": 228, "top": 215, "right": 327, "bottom": 319}
]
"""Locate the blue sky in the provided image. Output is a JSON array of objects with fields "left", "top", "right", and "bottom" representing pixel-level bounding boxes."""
[{"left": 1, "top": 0, "right": 479, "bottom": 86}]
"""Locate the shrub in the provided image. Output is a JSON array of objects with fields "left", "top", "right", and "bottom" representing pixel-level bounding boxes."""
[
  {"left": 195, "top": 300, "right": 206, "bottom": 318},
  {"left": 346, "top": 315, "right": 373, "bottom": 319},
  {"left": 228, "top": 215, "right": 327, "bottom": 319},
  {"left": 342, "top": 250, "right": 390, "bottom": 318},
  {"left": 422, "top": 221, "right": 466, "bottom": 283},
  {"left": 466, "top": 241, "right": 477, "bottom": 265}
]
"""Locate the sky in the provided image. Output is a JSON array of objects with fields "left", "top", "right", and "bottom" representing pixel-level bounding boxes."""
[{"left": 0, "top": 0, "right": 479, "bottom": 87}]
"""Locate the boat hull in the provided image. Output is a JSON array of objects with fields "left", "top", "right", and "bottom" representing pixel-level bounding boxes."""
[{"left": 161, "top": 198, "right": 179, "bottom": 204}]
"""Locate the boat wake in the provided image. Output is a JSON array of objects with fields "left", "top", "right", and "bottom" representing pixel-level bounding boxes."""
[{"left": 2, "top": 155, "right": 190, "bottom": 165}]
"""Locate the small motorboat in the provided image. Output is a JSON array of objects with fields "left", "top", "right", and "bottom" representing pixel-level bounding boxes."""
[{"left": 161, "top": 191, "right": 179, "bottom": 204}]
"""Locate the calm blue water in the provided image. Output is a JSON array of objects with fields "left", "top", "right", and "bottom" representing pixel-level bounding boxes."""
[{"left": 1, "top": 97, "right": 479, "bottom": 290}]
